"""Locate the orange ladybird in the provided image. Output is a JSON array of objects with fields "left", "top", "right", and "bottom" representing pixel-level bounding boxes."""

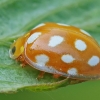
[{"left": 9, "top": 22, "right": 100, "bottom": 80}]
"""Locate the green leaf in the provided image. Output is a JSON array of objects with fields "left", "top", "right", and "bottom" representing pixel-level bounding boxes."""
[{"left": 0, "top": 0, "right": 100, "bottom": 93}]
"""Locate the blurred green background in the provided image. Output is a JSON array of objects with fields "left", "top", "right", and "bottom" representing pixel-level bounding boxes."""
[{"left": 0, "top": 0, "right": 100, "bottom": 100}]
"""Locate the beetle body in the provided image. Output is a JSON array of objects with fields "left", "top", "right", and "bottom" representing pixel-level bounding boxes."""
[{"left": 9, "top": 23, "right": 100, "bottom": 80}]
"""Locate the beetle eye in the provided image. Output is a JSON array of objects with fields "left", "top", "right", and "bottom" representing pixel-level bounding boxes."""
[{"left": 11, "top": 46, "right": 16, "bottom": 54}]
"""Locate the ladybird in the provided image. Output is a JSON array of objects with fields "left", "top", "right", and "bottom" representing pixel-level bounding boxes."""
[{"left": 9, "top": 22, "right": 100, "bottom": 80}]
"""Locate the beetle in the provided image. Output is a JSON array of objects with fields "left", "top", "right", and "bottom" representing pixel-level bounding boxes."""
[{"left": 9, "top": 22, "right": 100, "bottom": 80}]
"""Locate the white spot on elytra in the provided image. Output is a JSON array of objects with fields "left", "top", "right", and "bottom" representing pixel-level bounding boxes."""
[
  {"left": 61, "top": 54, "right": 75, "bottom": 63},
  {"left": 88, "top": 56, "right": 99, "bottom": 67},
  {"left": 33, "top": 23, "right": 45, "bottom": 29},
  {"left": 80, "top": 29, "right": 91, "bottom": 36},
  {"left": 67, "top": 68, "right": 78, "bottom": 75},
  {"left": 27, "top": 32, "right": 41, "bottom": 44},
  {"left": 35, "top": 54, "right": 49, "bottom": 66},
  {"left": 57, "top": 23, "right": 69, "bottom": 26},
  {"left": 75, "top": 39, "right": 87, "bottom": 51},
  {"left": 48, "top": 35, "right": 64, "bottom": 47}
]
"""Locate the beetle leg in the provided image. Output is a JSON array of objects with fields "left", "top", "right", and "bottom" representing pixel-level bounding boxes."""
[
  {"left": 37, "top": 71, "right": 45, "bottom": 80},
  {"left": 53, "top": 74, "right": 61, "bottom": 78}
]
